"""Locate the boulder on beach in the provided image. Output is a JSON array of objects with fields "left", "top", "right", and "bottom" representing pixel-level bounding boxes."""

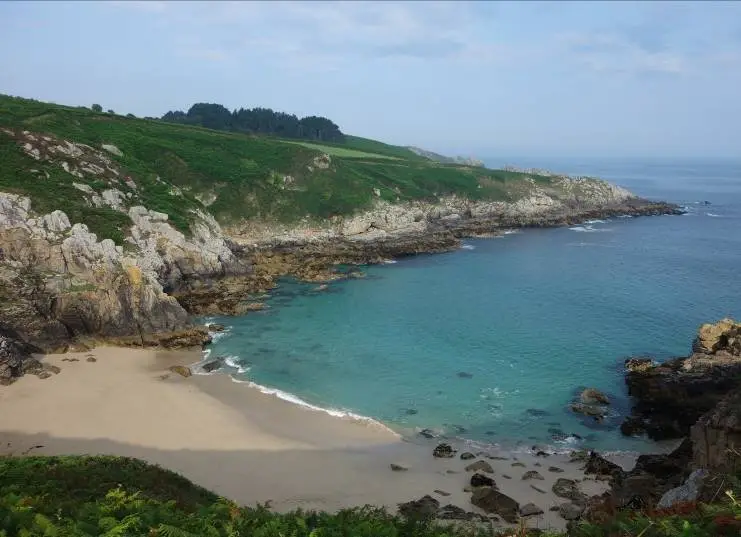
[
  {"left": 522, "top": 470, "right": 544, "bottom": 481},
  {"left": 470, "top": 473, "right": 496, "bottom": 488},
  {"left": 470, "top": 487, "right": 520, "bottom": 523},
  {"left": 520, "top": 503, "right": 544, "bottom": 517},
  {"left": 465, "top": 460, "right": 494, "bottom": 473},
  {"left": 433, "top": 443, "right": 456, "bottom": 458},
  {"left": 397, "top": 495, "right": 439, "bottom": 519},
  {"left": 460, "top": 451, "right": 476, "bottom": 460},
  {"left": 559, "top": 502, "right": 585, "bottom": 520},
  {"left": 552, "top": 478, "right": 587, "bottom": 502},
  {"left": 168, "top": 365, "right": 192, "bottom": 378}
]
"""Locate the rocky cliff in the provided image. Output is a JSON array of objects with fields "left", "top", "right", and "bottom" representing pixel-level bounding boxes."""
[
  {"left": 621, "top": 319, "right": 741, "bottom": 440},
  {"left": 0, "top": 130, "right": 246, "bottom": 352},
  {"left": 0, "top": 99, "right": 681, "bottom": 355}
]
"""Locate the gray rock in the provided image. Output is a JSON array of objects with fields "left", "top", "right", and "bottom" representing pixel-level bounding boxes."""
[
  {"left": 470, "top": 473, "right": 496, "bottom": 488},
  {"left": 558, "top": 502, "right": 585, "bottom": 521},
  {"left": 398, "top": 495, "right": 439, "bottom": 519},
  {"left": 433, "top": 443, "right": 456, "bottom": 458},
  {"left": 657, "top": 469, "right": 708, "bottom": 509},
  {"left": 522, "top": 470, "right": 544, "bottom": 480},
  {"left": 519, "top": 503, "right": 544, "bottom": 517},
  {"left": 460, "top": 452, "right": 476, "bottom": 460},
  {"left": 390, "top": 464, "right": 408, "bottom": 472},
  {"left": 465, "top": 460, "right": 494, "bottom": 473},
  {"left": 552, "top": 478, "right": 586, "bottom": 502},
  {"left": 580, "top": 388, "right": 610, "bottom": 405},
  {"left": 470, "top": 487, "right": 520, "bottom": 523},
  {"left": 548, "top": 466, "right": 565, "bottom": 473}
]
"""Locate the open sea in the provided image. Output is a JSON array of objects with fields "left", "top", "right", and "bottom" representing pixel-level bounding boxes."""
[{"left": 200, "top": 157, "right": 741, "bottom": 453}]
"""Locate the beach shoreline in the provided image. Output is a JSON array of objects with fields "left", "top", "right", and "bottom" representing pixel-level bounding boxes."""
[{"left": 0, "top": 346, "right": 622, "bottom": 531}]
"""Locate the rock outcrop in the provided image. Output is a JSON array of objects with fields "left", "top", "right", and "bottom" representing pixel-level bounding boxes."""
[
  {"left": 621, "top": 319, "right": 741, "bottom": 440},
  {"left": 690, "top": 389, "right": 741, "bottom": 472},
  {"left": 0, "top": 190, "right": 235, "bottom": 352}
]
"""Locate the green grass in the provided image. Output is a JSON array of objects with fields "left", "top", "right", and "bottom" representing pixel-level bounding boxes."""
[
  {"left": 280, "top": 140, "right": 401, "bottom": 160},
  {"left": 0, "top": 94, "right": 575, "bottom": 245}
]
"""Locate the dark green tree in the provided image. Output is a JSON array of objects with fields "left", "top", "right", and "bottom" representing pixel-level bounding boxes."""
[{"left": 91, "top": 104, "right": 103, "bottom": 113}]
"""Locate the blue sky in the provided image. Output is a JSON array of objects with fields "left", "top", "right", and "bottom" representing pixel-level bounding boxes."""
[{"left": 1, "top": 1, "right": 739, "bottom": 158}]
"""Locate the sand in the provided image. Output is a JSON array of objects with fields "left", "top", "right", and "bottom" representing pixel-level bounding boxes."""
[{"left": 0, "top": 347, "right": 614, "bottom": 531}]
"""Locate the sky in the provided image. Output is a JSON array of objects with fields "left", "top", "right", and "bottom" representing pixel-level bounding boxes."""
[{"left": 1, "top": 1, "right": 740, "bottom": 159}]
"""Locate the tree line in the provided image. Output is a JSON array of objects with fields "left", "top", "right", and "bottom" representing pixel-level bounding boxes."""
[{"left": 161, "top": 103, "right": 345, "bottom": 142}]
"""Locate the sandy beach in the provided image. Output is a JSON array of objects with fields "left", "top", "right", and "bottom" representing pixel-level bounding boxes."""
[{"left": 0, "top": 347, "right": 615, "bottom": 531}]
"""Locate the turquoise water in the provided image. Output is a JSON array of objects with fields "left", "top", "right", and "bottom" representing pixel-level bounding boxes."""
[{"left": 202, "top": 158, "right": 741, "bottom": 452}]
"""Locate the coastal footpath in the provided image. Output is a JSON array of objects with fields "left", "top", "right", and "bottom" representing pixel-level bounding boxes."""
[{"left": 0, "top": 95, "right": 681, "bottom": 357}]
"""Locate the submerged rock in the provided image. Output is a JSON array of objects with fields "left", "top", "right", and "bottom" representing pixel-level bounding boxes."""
[{"left": 580, "top": 388, "right": 610, "bottom": 405}]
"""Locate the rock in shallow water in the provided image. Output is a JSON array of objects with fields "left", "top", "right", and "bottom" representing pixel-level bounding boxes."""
[{"left": 580, "top": 388, "right": 610, "bottom": 405}]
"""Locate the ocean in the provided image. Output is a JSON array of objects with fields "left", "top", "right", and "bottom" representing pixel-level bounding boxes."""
[{"left": 200, "top": 157, "right": 741, "bottom": 453}]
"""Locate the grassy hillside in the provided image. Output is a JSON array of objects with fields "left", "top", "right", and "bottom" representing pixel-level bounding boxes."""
[
  {"left": 0, "top": 95, "right": 554, "bottom": 242},
  {"left": 1, "top": 455, "right": 740, "bottom": 537}
]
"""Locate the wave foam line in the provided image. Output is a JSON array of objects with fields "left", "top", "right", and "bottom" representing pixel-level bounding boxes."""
[
  {"left": 229, "top": 376, "right": 399, "bottom": 436},
  {"left": 461, "top": 244, "right": 476, "bottom": 250}
]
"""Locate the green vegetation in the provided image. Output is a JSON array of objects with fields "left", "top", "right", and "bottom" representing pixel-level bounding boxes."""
[
  {"left": 0, "top": 455, "right": 491, "bottom": 537},
  {"left": 0, "top": 94, "right": 563, "bottom": 245},
  {"left": 1, "top": 455, "right": 740, "bottom": 537}
]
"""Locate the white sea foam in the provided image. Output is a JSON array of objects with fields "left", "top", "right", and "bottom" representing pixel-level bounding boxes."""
[
  {"left": 569, "top": 225, "right": 612, "bottom": 233},
  {"left": 503, "top": 230, "right": 520, "bottom": 235},
  {"left": 616, "top": 215, "right": 633, "bottom": 218},
  {"left": 584, "top": 219, "right": 607, "bottom": 225},
  {"left": 209, "top": 330, "right": 230, "bottom": 343},
  {"left": 461, "top": 244, "right": 475, "bottom": 250},
  {"left": 223, "top": 355, "right": 251, "bottom": 374},
  {"left": 229, "top": 376, "right": 397, "bottom": 434},
  {"left": 707, "top": 213, "right": 721, "bottom": 217},
  {"left": 382, "top": 259, "right": 398, "bottom": 264}
]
